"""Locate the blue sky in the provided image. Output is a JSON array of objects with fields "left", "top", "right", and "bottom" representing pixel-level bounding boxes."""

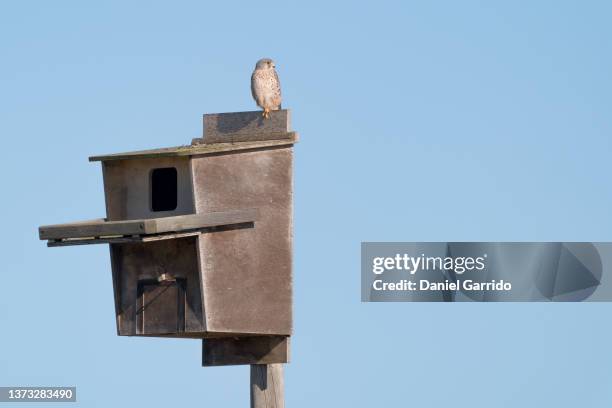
[{"left": 1, "top": 1, "right": 611, "bottom": 407}]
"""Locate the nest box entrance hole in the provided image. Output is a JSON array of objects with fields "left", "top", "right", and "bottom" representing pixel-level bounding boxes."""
[{"left": 150, "top": 167, "right": 178, "bottom": 212}]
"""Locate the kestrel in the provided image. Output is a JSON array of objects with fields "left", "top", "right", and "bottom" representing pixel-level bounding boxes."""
[{"left": 251, "top": 58, "right": 282, "bottom": 119}]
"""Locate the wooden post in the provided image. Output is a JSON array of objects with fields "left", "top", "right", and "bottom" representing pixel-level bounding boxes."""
[{"left": 250, "top": 364, "right": 284, "bottom": 408}]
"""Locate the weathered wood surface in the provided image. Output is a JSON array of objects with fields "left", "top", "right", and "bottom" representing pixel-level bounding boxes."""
[
  {"left": 153, "top": 209, "right": 257, "bottom": 234},
  {"left": 111, "top": 237, "right": 205, "bottom": 336},
  {"left": 192, "top": 131, "right": 295, "bottom": 145},
  {"left": 39, "top": 208, "right": 258, "bottom": 240},
  {"left": 192, "top": 147, "right": 293, "bottom": 336},
  {"left": 47, "top": 231, "right": 201, "bottom": 247},
  {"left": 102, "top": 156, "right": 194, "bottom": 221},
  {"left": 199, "top": 110, "right": 290, "bottom": 144},
  {"left": 202, "top": 336, "right": 289, "bottom": 366},
  {"left": 89, "top": 136, "right": 297, "bottom": 162},
  {"left": 40, "top": 218, "right": 149, "bottom": 240},
  {"left": 251, "top": 364, "right": 284, "bottom": 408}
]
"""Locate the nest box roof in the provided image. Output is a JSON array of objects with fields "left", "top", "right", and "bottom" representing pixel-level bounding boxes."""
[
  {"left": 89, "top": 110, "right": 297, "bottom": 162},
  {"left": 89, "top": 133, "right": 297, "bottom": 162}
]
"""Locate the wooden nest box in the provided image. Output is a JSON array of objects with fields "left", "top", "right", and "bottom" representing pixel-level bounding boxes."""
[{"left": 39, "top": 110, "right": 297, "bottom": 366}]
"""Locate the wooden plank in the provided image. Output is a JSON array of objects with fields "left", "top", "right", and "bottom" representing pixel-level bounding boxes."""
[
  {"left": 251, "top": 364, "right": 284, "bottom": 408},
  {"left": 192, "top": 131, "right": 294, "bottom": 145},
  {"left": 40, "top": 208, "right": 259, "bottom": 241},
  {"left": 39, "top": 218, "right": 150, "bottom": 240},
  {"left": 202, "top": 336, "right": 289, "bottom": 366},
  {"left": 149, "top": 208, "right": 258, "bottom": 234},
  {"left": 88, "top": 136, "right": 297, "bottom": 162},
  {"left": 202, "top": 110, "right": 290, "bottom": 144},
  {"left": 47, "top": 231, "right": 202, "bottom": 247}
]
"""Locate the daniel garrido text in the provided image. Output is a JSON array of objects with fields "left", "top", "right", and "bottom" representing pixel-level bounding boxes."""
[
  {"left": 372, "top": 279, "right": 512, "bottom": 292},
  {"left": 370, "top": 253, "right": 512, "bottom": 293}
]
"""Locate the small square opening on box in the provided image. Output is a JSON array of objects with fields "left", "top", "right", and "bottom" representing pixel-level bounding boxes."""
[
  {"left": 151, "top": 167, "right": 178, "bottom": 212},
  {"left": 136, "top": 278, "right": 186, "bottom": 334}
]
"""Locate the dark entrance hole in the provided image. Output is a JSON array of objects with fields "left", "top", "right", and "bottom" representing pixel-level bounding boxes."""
[{"left": 151, "top": 167, "right": 177, "bottom": 212}]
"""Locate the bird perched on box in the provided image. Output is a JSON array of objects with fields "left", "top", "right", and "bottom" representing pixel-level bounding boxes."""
[{"left": 251, "top": 58, "right": 282, "bottom": 119}]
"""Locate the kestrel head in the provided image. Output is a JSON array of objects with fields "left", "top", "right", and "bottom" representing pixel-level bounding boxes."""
[{"left": 255, "top": 58, "right": 276, "bottom": 70}]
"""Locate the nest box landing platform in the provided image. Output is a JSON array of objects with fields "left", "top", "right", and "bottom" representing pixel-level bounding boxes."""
[{"left": 39, "top": 110, "right": 297, "bottom": 366}]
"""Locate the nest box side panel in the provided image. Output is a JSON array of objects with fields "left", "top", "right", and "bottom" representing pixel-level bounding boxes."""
[
  {"left": 191, "top": 147, "right": 293, "bottom": 336},
  {"left": 110, "top": 236, "right": 205, "bottom": 336},
  {"left": 102, "top": 157, "right": 195, "bottom": 221}
]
